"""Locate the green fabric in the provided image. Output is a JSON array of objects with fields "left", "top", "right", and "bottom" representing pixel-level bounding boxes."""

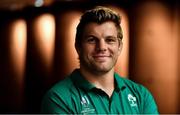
[{"left": 41, "top": 69, "right": 158, "bottom": 114}]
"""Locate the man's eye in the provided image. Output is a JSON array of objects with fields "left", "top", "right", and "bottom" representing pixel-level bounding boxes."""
[
  {"left": 106, "top": 38, "right": 116, "bottom": 43},
  {"left": 86, "top": 38, "right": 96, "bottom": 43}
]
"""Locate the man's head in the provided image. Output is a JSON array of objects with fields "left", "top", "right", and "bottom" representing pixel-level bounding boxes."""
[
  {"left": 75, "top": 6, "right": 123, "bottom": 74},
  {"left": 75, "top": 6, "right": 123, "bottom": 49}
]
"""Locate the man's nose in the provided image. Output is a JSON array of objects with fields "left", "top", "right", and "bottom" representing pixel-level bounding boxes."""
[{"left": 96, "top": 39, "right": 107, "bottom": 51}]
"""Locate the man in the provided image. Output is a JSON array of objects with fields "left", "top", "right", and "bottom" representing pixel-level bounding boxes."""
[{"left": 41, "top": 6, "right": 158, "bottom": 114}]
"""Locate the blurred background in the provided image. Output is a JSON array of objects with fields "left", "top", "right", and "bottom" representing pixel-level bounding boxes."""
[{"left": 0, "top": 0, "right": 179, "bottom": 113}]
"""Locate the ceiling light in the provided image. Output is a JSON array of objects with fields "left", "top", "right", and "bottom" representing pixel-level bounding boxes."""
[{"left": 35, "top": 0, "right": 44, "bottom": 7}]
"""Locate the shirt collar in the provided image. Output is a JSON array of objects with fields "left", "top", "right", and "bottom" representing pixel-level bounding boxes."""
[
  {"left": 70, "top": 69, "right": 126, "bottom": 92},
  {"left": 114, "top": 73, "right": 126, "bottom": 92},
  {"left": 70, "top": 69, "right": 95, "bottom": 91}
]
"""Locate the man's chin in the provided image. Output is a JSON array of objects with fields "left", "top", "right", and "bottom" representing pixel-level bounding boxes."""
[{"left": 91, "top": 67, "right": 112, "bottom": 74}]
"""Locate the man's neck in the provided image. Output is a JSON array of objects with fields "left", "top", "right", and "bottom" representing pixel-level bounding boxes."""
[{"left": 80, "top": 68, "right": 115, "bottom": 97}]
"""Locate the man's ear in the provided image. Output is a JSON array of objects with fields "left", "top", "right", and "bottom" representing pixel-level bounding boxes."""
[{"left": 118, "top": 41, "right": 123, "bottom": 54}]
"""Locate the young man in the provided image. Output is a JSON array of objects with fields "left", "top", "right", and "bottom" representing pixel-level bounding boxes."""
[{"left": 41, "top": 6, "right": 159, "bottom": 114}]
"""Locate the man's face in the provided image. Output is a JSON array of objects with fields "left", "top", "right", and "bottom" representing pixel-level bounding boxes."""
[{"left": 77, "top": 21, "right": 122, "bottom": 75}]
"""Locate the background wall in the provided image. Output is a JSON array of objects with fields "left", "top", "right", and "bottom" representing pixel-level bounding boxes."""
[
  {"left": 129, "top": 1, "right": 180, "bottom": 113},
  {"left": 0, "top": 0, "right": 179, "bottom": 113}
]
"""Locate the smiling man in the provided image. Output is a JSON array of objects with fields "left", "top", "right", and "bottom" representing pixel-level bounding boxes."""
[{"left": 41, "top": 6, "right": 159, "bottom": 114}]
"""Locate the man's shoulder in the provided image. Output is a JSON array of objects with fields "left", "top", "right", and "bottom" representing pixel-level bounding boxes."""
[
  {"left": 121, "top": 77, "right": 142, "bottom": 88},
  {"left": 51, "top": 77, "right": 73, "bottom": 92},
  {"left": 41, "top": 73, "right": 78, "bottom": 113},
  {"left": 45, "top": 76, "right": 73, "bottom": 98},
  {"left": 44, "top": 69, "right": 83, "bottom": 100},
  {"left": 115, "top": 74, "right": 150, "bottom": 94},
  {"left": 45, "top": 69, "right": 81, "bottom": 98},
  {"left": 115, "top": 74, "right": 158, "bottom": 114}
]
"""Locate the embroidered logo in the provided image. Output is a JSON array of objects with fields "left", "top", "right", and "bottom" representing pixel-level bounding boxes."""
[
  {"left": 80, "top": 95, "right": 95, "bottom": 114},
  {"left": 128, "top": 94, "right": 137, "bottom": 107},
  {"left": 81, "top": 95, "right": 89, "bottom": 107}
]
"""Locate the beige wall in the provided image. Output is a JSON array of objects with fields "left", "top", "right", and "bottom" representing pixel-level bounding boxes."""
[{"left": 129, "top": 1, "right": 180, "bottom": 113}]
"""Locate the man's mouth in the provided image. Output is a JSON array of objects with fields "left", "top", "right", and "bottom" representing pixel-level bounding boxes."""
[{"left": 93, "top": 55, "right": 110, "bottom": 61}]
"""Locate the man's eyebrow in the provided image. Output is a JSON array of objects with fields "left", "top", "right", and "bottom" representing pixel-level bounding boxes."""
[
  {"left": 83, "top": 35, "right": 97, "bottom": 38},
  {"left": 85, "top": 34, "right": 96, "bottom": 37},
  {"left": 83, "top": 35, "right": 117, "bottom": 40},
  {"left": 105, "top": 36, "right": 117, "bottom": 39}
]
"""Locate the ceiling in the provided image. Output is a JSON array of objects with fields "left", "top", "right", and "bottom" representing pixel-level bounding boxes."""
[
  {"left": 0, "top": 0, "right": 55, "bottom": 10},
  {"left": 0, "top": 0, "right": 93, "bottom": 10},
  {"left": 1, "top": 0, "right": 177, "bottom": 11}
]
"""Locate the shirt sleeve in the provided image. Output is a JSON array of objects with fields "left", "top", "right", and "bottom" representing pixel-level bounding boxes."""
[{"left": 141, "top": 86, "right": 159, "bottom": 114}]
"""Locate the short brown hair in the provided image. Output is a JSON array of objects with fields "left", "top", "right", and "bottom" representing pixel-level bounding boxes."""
[{"left": 75, "top": 6, "right": 123, "bottom": 48}]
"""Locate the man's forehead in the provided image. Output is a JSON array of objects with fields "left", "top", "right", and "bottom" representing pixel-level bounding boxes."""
[{"left": 83, "top": 21, "right": 118, "bottom": 37}]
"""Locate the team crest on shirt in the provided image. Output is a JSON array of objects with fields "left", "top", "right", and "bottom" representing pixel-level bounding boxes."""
[
  {"left": 81, "top": 96, "right": 90, "bottom": 107},
  {"left": 80, "top": 95, "right": 95, "bottom": 114},
  {"left": 128, "top": 94, "right": 137, "bottom": 107}
]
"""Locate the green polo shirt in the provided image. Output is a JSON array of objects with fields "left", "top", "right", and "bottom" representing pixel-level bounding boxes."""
[{"left": 41, "top": 69, "right": 158, "bottom": 114}]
